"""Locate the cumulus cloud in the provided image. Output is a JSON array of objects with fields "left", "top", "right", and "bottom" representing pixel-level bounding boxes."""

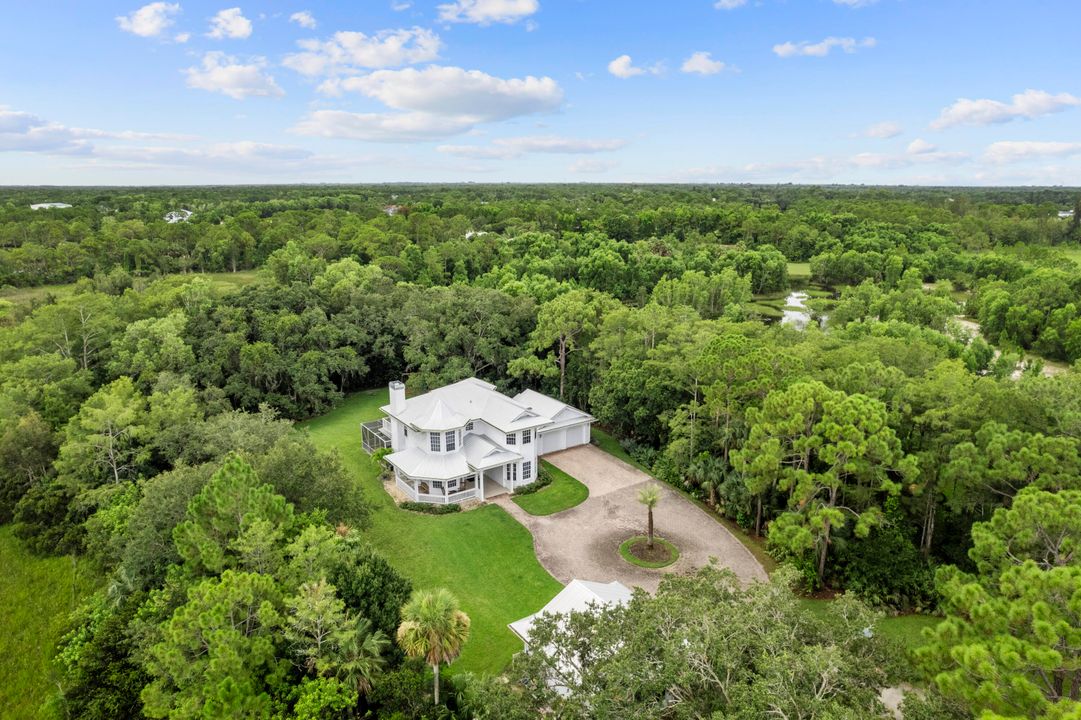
[
  {"left": 116, "top": 2, "right": 181, "bottom": 38},
  {"left": 174, "top": 32, "right": 191, "bottom": 42},
  {"left": 437, "top": 135, "right": 626, "bottom": 159},
  {"left": 863, "top": 121, "right": 902, "bottom": 138},
  {"left": 833, "top": 0, "right": 878, "bottom": 7},
  {"left": 607, "top": 54, "right": 663, "bottom": 79},
  {"left": 292, "top": 65, "right": 563, "bottom": 142},
  {"left": 681, "top": 51, "right": 726, "bottom": 75},
  {"left": 714, "top": 0, "right": 746, "bottom": 8},
  {"left": 906, "top": 138, "right": 936, "bottom": 154},
  {"left": 207, "top": 7, "right": 252, "bottom": 39},
  {"left": 283, "top": 27, "right": 441, "bottom": 77},
  {"left": 437, "top": 0, "right": 538, "bottom": 25},
  {"left": 392, "top": 1, "right": 413, "bottom": 9},
  {"left": 289, "top": 11, "right": 317, "bottom": 29},
  {"left": 931, "top": 89, "right": 1081, "bottom": 130},
  {"left": 984, "top": 140, "right": 1081, "bottom": 164},
  {"left": 773, "top": 36, "right": 876, "bottom": 58},
  {"left": 184, "top": 52, "right": 283, "bottom": 99}
]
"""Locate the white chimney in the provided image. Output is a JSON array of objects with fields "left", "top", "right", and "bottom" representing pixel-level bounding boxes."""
[{"left": 389, "top": 380, "right": 406, "bottom": 413}]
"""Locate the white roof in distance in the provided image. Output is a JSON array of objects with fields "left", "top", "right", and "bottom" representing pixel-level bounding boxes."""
[
  {"left": 514, "top": 388, "right": 594, "bottom": 432},
  {"left": 509, "top": 579, "right": 633, "bottom": 644}
]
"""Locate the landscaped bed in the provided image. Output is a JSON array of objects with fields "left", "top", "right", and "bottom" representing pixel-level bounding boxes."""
[
  {"left": 619, "top": 535, "right": 680, "bottom": 568},
  {"left": 511, "top": 461, "right": 589, "bottom": 516},
  {"left": 300, "top": 388, "right": 562, "bottom": 675}
]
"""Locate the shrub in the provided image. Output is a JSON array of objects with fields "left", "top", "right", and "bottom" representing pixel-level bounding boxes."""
[
  {"left": 512, "top": 467, "right": 552, "bottom": 496},
  {"left": 398, "top": 502, "right": 460, "bottom": 515}
]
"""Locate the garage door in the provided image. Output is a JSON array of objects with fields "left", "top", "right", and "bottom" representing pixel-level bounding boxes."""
[
  {"left": 539, "top": 429, "right": 568, "bottom": 454},
  {"left": 566, "top": 423, "right": 591, "bottom": 447}
]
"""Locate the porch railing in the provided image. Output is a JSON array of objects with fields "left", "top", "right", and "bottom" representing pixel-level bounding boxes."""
[{"left": 397, "top": 476, "right": 478, "bottom": 505}]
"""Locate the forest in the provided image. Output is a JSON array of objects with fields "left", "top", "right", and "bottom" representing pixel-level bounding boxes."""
[{"left": 1, "top": 183, "right": 1080, "bottom": 720}]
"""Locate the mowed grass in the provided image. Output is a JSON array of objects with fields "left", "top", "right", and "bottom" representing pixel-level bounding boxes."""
[
  {"left": 300, "top": 389, "right": 562, "bottom": 675},
  {"left": 0, "top": 526, "right": 100, "bottom": 720},
  {"left": 787, "top": 261, "right": 812, "bottom": 279},
  {"left": 800, "top": 598, "right": 940, "bottom": 651},
  {"left": 0, "top": 270, "right": 260, "bottom": 307},
  {"left": 512, "top": 461, "right": 589, "bottom": 516}
]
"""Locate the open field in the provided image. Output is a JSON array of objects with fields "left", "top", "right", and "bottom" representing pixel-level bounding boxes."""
[
  {"left": 0, "top": 527, "right": 100, "bottom": 720},
  {"left": 511, "top": 460, "right": 589, "bottom": 516},
  {"left": 0, "top": 270, "right": 260, "bottom": 307},
  {"left": 300, "top": 389, "right": 561, "bottom": 675}
]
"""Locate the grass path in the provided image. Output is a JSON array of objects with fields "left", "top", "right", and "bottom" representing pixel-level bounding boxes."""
[
  {"left": 0, "top": 526, "right": 100, "bottom": 720},
  {"left": 300, "top": 388, "right": 561, "bottom": 675},
  {"left": 511, "top": 461, "right": 589, "bottom": 516}
]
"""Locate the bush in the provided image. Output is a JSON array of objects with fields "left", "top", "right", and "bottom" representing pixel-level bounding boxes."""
[
  {"left": 511, "top": 466, "right": 552, "bottom": 496},
  {"left": 398, "top": 501, "right": 460, "bottom": 515}
]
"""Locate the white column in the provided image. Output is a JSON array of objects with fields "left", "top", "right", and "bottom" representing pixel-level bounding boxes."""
[{"left": 478, "top": 470, "right": 484, "bottom": 501}]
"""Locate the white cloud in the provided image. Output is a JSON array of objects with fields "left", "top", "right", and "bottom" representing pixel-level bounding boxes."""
[
  {"left": 392, "top": 1, "right": 413, "bottom": 10},
  {"left": 293, "top": 65, "right": 563, "bottom": 142},
  {"left": 116, "top": 2, "right": 181, "bottom": 38},
  {"left": 906, "top": 138, "right": 936, "bottom": 154},
  {"left": 289, "top": 11, "right": 317, "bottom": 29},
  {"left": 681, "top": 51, "right": 726, "bottom": 75},
  {"left": 184, "top": 52, "right": 283, "bottom": 99},
  {"left": 283, "top": 27, "right": 441, "bottom": 77},
  {"left": 437, "top": 135, "right": 626, "bottom": 159},
  {"left": 607, "top": 54, "right": 663, "bottom": 79},
  {"left": 864, "top": 121, "right": 902, "bottom": 138},
  {"left": 174, "top": 32, "right": 191, "bottom": 42},
  {"left": 338, "top": 65, "right": 562, "bottom": 119},
  {"left": 714, "top": 0, "right": 746, "bottom": 8},
  {"left": 773, "top": 36, "right": 876, "bottom": 58},
  {"left": 931, "top": 89, "right": 1081, "bottom": 130},
  {"left": 833, "top": 0, "right": 878, "bottom": 7},
  {"left": 207, "top": 7, "right": 253, "bottom": 39},
  {"left": 437, "top": 0, "right": 538, "bottom": 25},
  {"left": 984, "top": 140, "right": 1081, "bottom": 164},
  {"left": 0, "top": 106, "right": 195, "bottom": 156},
  {"left": 569, "top": 158, "right": 618, "bottom": 173}
]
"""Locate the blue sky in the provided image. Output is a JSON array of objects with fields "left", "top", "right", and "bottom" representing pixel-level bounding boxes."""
[{"left": 2, "top": 0, "right": 1080, "bottom": 184}]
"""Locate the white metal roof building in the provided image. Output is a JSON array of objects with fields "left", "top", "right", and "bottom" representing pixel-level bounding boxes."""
[
  {"left": 364, "top": 378, "right": 594, "bottom": 504},
  {"left": 509, "top": 579, "right": 634, "bottom": 648}
]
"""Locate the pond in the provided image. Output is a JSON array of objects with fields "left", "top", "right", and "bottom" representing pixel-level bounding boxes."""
[{"left": 780, "top": 291, "right": 827, "bottom": 330}]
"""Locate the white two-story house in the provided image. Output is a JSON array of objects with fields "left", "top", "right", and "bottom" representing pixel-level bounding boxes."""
[{"left": 361, "top": 377, "right": 594, "bottom": 504}]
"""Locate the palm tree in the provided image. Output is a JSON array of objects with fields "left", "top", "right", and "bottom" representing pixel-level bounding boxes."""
[
  {"left": 638, "top": 483, "right": 662, "bottom": 549},
  {"left": 396, "top": 588, "right": 471, "bottom": 706},
  {"left": 337, "top": 618, "right": 389, "bottom": 696}
]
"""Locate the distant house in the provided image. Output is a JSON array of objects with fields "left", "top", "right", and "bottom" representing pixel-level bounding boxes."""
[
  {"left": 29, "top": 202, "right": 72, "bottom": 210},
  {"left": 383, "top": 204, "right": 405, "bottom": 216},
  {"left": 509, "top": 579, "right": 633, "bottom": 649},
  {"left": 362, "top": 378, "right": 594, "bottom": 504},
  {"left": 164, "top": 209, "right": 193, "bottom": 223},
  {"left": 1058, "top": 210, "right": 1075, "bottom": 220}
]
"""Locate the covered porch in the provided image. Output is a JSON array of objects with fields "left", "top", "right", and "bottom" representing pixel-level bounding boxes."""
[{"left": 394, "top": 468, "right": 482, "bottom": 505}]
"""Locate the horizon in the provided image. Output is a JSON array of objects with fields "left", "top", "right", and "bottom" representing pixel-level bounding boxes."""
[{"left": 3, "top": 1, "right": 1080, "bottom": 186}]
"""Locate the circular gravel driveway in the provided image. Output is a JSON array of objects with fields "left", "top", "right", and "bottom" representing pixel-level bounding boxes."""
[{"left": 493, "top": 445, "right": 767, "bottom": 592}]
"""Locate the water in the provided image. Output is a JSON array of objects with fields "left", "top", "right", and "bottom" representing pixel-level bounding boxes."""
[{"left": 780, "top": 291, "right": 827, "bottom": 330}]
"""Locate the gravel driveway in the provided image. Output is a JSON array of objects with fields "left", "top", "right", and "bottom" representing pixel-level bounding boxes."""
[{"left": 493, "top": 445, "right": 767, "bottom": 593}]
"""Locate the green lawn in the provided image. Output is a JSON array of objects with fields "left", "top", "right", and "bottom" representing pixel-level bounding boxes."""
[
  {"left": 299, "top": 389, "right": 562, "bottom": 675},
  {"left": 0, "top": 270, "right": 260, "bottom": 307},
  {"left": 512, "top": 461, "right": 589, "bottom": 516},
  {"left": 800, "top": 598, "right": 940, "bottom": 650},
  {"left": 591, "top": 426, "right": 650, "bottom": 472},
  {"left": 0, "top": 526, "right": 100, "bottom": 720},
  {"left": 787, "top": 261, "right": 812, "bottom": 279}
]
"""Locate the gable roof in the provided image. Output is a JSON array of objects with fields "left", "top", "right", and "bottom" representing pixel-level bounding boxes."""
[
  {"left": 383, "top": 377, "right": 555, "bottom": 432},
  {"left": 509, "top": 579, "right": 633, "bottom": 644},
  {"left": 513, "top": 388, "right": 595, "bottom": 431}
]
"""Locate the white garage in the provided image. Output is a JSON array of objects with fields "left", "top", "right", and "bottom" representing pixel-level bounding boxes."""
[{"left": 513, "top": 389, "right": 595, "bottom": 455}]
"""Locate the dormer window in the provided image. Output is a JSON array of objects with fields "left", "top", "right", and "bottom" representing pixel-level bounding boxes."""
[
  {"left": 506, "top": 432, "right": 517, "bottom": 445},
  {"left": 465, "top": 421, "right": 474, "bottom": 431},
  {"left": 445, "top": 430, "right": 456, "bottom": 452},
  {"left": 430, "top": 432, "right": 441, "bottom": 452}
]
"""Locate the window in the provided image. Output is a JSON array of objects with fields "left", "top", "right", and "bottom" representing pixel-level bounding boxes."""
[
  {"left": 506, "top": 432, "right": 517, "bottom": 445},
  {"left": 445, "top": 430, "right": 456, "bottom": 452},
  {"left": 430, "top": 432, "right": 441, "bottom": 452},
  {"left": 404, "top": 426, "right": 408, "bottom": 437},
  {"left": 506, "top": 462, "right": 518, "bottom": 485},
  {"left": 522, "top": 429, "right": 532, "bottom": 444},
  {"left": 465, "top": 421, "right": 474, "bottom": 432},
  {"left": 523, "top": 461, "right": 532, "bottom": 480}
]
